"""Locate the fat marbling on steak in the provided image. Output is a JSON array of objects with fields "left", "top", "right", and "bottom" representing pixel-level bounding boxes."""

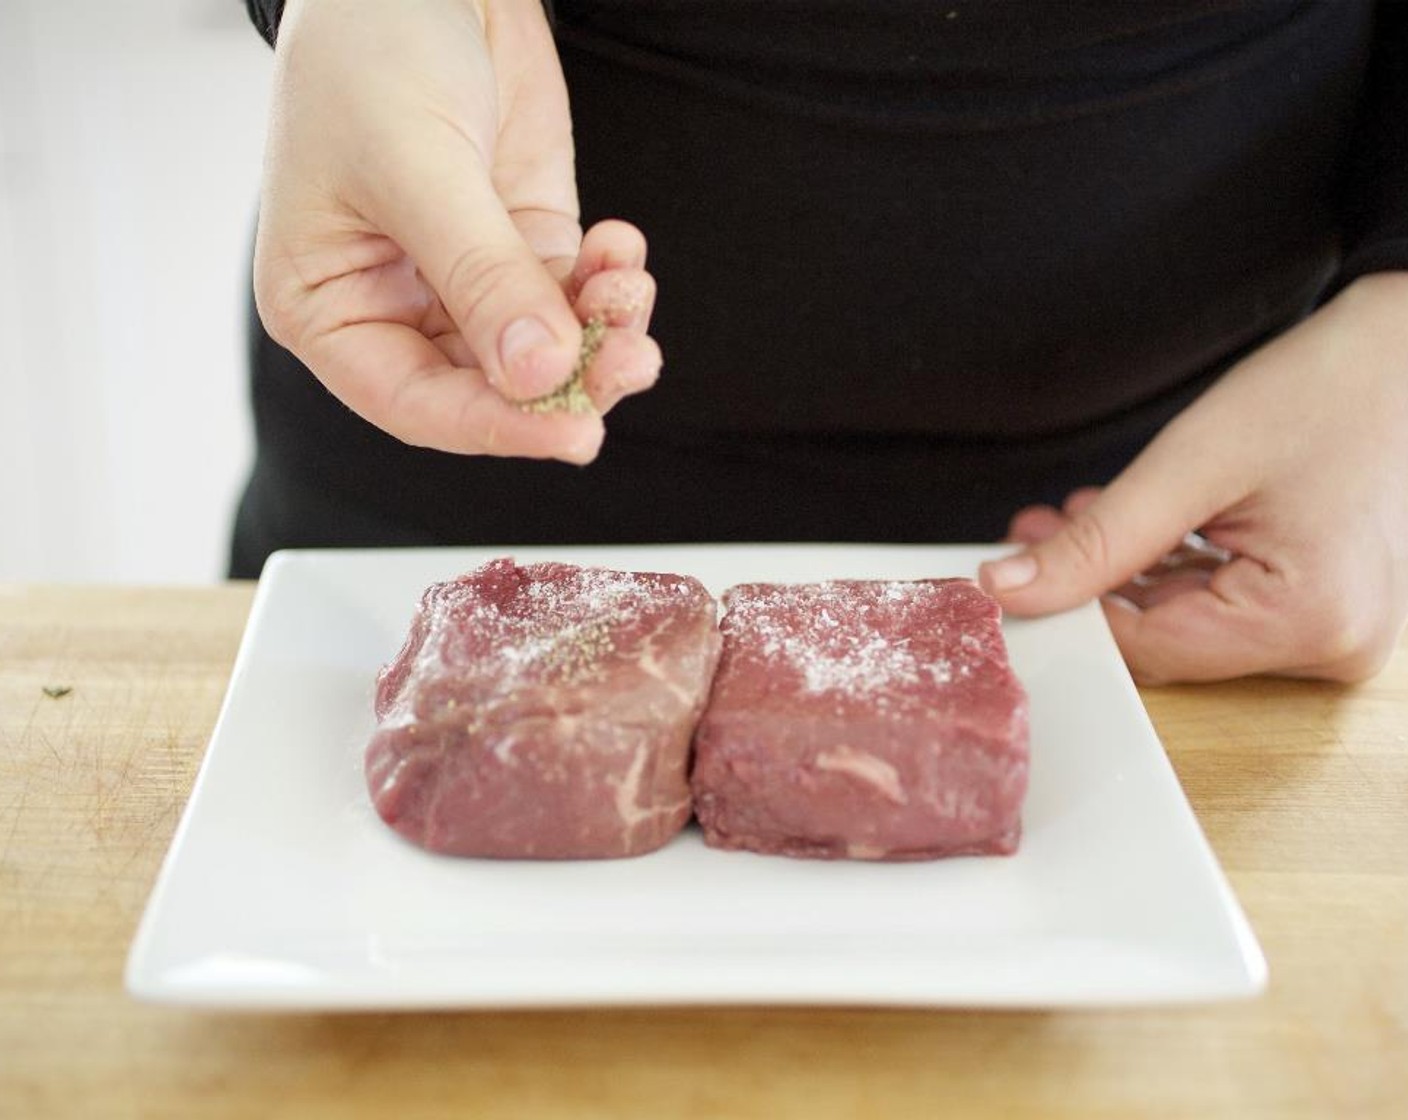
[
  {"left": 691, "top": 578, "right": 1029, "bottom": 860},
  {"left": 367, "top": 558, "right": 721, "bottom": 858}
]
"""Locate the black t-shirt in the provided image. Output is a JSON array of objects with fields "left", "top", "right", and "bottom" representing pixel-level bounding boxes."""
[{"left": 231, "top": 1, "right": 1408, "bottom": 576}]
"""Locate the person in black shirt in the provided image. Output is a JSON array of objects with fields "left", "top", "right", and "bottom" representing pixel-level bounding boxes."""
[{"left": 237, "top": 0, "right": 1408, "bottom": 684}]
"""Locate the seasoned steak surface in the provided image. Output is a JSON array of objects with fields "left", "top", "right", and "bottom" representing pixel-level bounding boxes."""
[{"left": 367, "top": 559, "right": 721, "bottom": 858}]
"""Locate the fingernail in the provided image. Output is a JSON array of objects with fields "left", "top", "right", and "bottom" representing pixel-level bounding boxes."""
[
  {"left": 984, "top": 553, "right": 1038, "bottom": 594},
  {"left": 498, "top": 317, "right": 565, "bottom": 397}
]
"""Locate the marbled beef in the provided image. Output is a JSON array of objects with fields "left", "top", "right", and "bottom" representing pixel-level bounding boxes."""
[
  {"left": 367, "top": 559, "right": 721, "bottom": 858},
  {"left": 691, "top": 578, "right": 1029, "bottom": 860}
]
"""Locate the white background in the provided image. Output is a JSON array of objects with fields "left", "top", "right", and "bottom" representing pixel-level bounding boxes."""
[{"left": 0, "top": 0, "right": 271, "bottom": 583}]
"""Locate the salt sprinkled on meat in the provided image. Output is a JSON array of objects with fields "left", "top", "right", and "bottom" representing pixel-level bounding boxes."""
[
  {"left": 720, "top": 580, "right": 983, "bottom": 707},
  {"left": 692, "top": 576, "right": 1030, "bottom": 861},
  {"left": 796, "top": 633, "right": 919, "bottom": 695}
]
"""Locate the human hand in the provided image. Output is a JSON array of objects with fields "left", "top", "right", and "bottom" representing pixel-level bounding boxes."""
[
  {"left": 979, "top": 272, "right": 1408, "bottom": 684},
  {"left": 253, "top": 0, "right": 661, "bottom": 465}
]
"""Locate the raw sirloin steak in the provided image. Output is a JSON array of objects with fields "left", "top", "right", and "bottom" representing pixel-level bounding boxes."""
[
  {"left": 366, "top": 559, "right": 721, "bottom": 858},
  {"left": 691, "top": 578, "right": 1029, "bottom": 860}
]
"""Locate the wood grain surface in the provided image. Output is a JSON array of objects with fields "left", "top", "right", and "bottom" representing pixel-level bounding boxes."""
[{"left": 1, "top": 583, "right": 1404, "bottom": 1119}]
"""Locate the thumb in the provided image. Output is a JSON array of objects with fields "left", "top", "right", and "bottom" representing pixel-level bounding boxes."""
[
  {"left": 978, "top": 441, "right": 1240, "bottom": 617},
  {"left": 368, "top": 136, "right": 584, "bottom": 401}
]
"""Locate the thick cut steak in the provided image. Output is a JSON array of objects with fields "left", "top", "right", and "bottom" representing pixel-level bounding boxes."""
[
  {"left": 367, "top": 559, "right": 721, "bottom": 858},
  {"left": 691, "top": 578, "right": 1029, "bottom": 860}
]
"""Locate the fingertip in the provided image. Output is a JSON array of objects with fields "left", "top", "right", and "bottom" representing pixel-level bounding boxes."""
[
  {"left": 585, "top": 329, "right": 662, "bottom": 413},
  {"left": 586, "top": 219, "right": 647, "bottom": 266},
  {"left": 1005, "top": 504, "right": 1065, "bottom": 546},
  {"left": 556, "top": 418, "right": 606, "bottom": 466},
  {"left": 1100, "top": 591, "right": 1141, "bottom": 640},
  {"left": 572, "top": 220, "right": 649, "bottom": 292},
  {"left": 1063, "top": 487, "right": 1104, "bottom": 517}
]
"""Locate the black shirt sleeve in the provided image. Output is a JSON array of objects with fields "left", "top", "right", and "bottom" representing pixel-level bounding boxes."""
[
  {"left": 244, "top": 0, "right": 282, "bottom": 47},
  {"left": 1335, "top": 0, "right": 1408, "bottom": 289}
]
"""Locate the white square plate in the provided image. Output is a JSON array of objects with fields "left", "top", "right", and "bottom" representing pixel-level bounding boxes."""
[{"left": 127, "top": 544, "right": 1265, "bottom": 1009}]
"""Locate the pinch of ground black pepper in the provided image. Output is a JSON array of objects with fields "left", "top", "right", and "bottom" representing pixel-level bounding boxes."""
[{"left": 520, "top": 317, "right": 607, "bottom": 415}]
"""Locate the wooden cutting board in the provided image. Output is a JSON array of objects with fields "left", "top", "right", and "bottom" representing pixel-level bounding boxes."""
[{"left": 1, "top": 582, "right": 1405, "bottom": 1118}]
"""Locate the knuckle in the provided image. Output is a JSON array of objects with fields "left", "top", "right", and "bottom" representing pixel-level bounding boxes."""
[
  {"left": 441, "top": 245, "right": 522, "bottom": 329},
  {"left": 252, "top": 239, "right": 320, "bottom": 355},
  {"left": 435, "top": 393, "right": 488, "bottom": 456},
  {"left": 1320, "top": 647, "right": 1393, "bottom": 684},
  {"left": 1059, "top": 511, "right": 1114, "bottom": 576},
  {"left": 585, "top": 270, "right": 654, "bottom": 323},
  {"left": 1296, "top": 597, "right": 1384, "bottom": 675},
  {"left": 252, "top": 270, "right": 303, "bottom": 350}
]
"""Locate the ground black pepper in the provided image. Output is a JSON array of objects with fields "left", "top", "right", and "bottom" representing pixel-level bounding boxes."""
[{"left": 520, "top": 317, "right": 607, "bottom": 415}]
